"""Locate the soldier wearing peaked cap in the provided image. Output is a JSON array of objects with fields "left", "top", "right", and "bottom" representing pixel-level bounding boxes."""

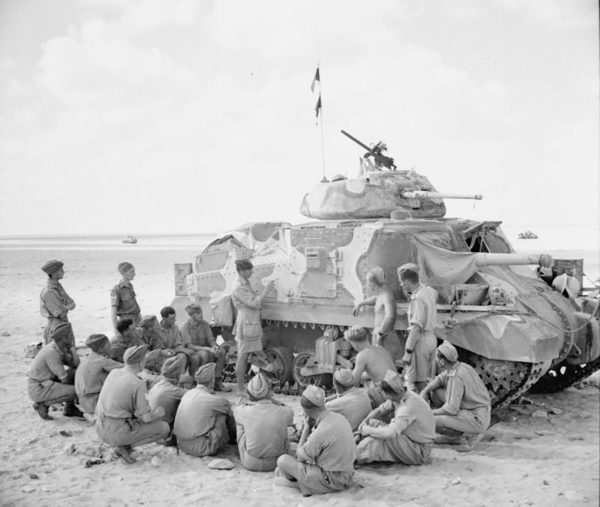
[
  {"left": 111, "top": 262, "right": 141, "bottom": 333},
  {"left": 233, "top": 373, "right": 294, "bottom": 471},
  {"left": 356, "top": 369, "right": 435, "bottom": 466},
  {"left": 173, "top": 363, "right": 236, "bottom": 457},
  {"left": 27, "top": 322, "right": 82, "bottom": 420},
  {"left": 397, "top": 263, "right": 438, "bottom": 393},
  {"left": 40, "top": 260, "right": 76, "bottom": 346},
  {"left": 324, "top": 368, "right": 371, "bottom": 432},
  {"left": 75, "top": 334, "right": 123, "bottom": 418},
  {"left": 95, "top": 344, "right": 170, "bottom": 464},
  {"left": 275, "top": 386, "right": 357, "bottom": 497},
  {"left": 419, "top": 341, "right": 491, "bottom": 446}
]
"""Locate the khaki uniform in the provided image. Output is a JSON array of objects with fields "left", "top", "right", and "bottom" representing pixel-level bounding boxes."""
[
  {"left": 430, "top": 362, "right": 491, "bottom": 434},
  {"left": 174, "top": 385, "right": 232, "bottom": 457},
  {"left": 406, "top": 285, "right": 438, "bottom": 383},
  {"left": 231, "top": 276, "right": 264, "bottom": 355},
  {"left": 95, "top": 369, "right": 169, "bottom": 447},
  {"left": 110, "top": 331, "right": 144, "bottom": 363},
  {"left": 74, "top": 351, "right": 122, "bottom": 414},
  {"left": 295, "top": 410, "right": 356, "bottom": 496},
  {"left": 180, "top": 318, "right": 228, "bottom": 378},
  {"left": 357, "top": 391, "right": 435, "bottom": 465},
  {"left": 233, "top": 400, "right": 294, "bottom": 471},
  {"left": 325, "top": 387, "right": 372, "bottom": 431},
  {"left": 110, "top": 281, "right": 141, "bottom": 325},
  {"left": 27, "top": 342, "right": 77, "bottom": 405},
  {"left": 148, "top": 378, "right": 187, "bottom": 425},
  {"left": 40, "top": 280, "right": 75, "bottom": 345}
]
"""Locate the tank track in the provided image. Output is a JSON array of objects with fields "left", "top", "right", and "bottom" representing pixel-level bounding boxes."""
[
  {"left": 467, "top": 354, "right": 548, "bottom": 409},
  {"left": 528, "top": 356, "right": 600, "bottom": 393}
]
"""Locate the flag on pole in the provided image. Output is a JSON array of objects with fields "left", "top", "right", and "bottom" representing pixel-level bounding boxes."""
[
  {"left": 311, "top": 66, "right": 321, "bottom": 119},
  {"left": 310, "top": 67, "right": 320, "bottom": 93}
]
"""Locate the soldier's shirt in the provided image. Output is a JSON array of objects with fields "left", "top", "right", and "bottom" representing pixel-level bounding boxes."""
[
  {"left": 28, "top": 342, "right": 69, "bottom": 382},
  {"left": 110, "top": 281, "right": 140, "bottom": 317},
  {"left": 96, "top": 368, "right": 151, "bottom": 420},
  {"left": 158, "top": 322, "right": 184, "bottom": 349},
  {"left": 148, "top": 378, "right": 187, "bottom": 424},
  {"left": 325, "top": 387, "right": 372, "bottom": 431},
  {"left": 40, "top": 280, "right": 74, "bottom": 319},
  {"left": 388, "top": 390, "right": 436, "bottom": 444},
  {"left": 301, "top": 409, "right": 357, "bottom": 473},
  {"left": 233, "top": 400, "right": 293, "bottom": 459},
  {"left": 429, "top": 362, "right": 491, "bottom": 414},
  {"left": 174, "top": 385, "right": 231, "bottom": 440},
  {"left": 180, "top": 319, "right": 216, "bottom": 348},
  {"left": 408, "top": 285, "right": 437, "bottom": 332},
  {"left": 136, "top": 328, "right": 163, "bottom": 350},
  {"left": 74, "top": 351, "right": 122, "bottom": 397}
]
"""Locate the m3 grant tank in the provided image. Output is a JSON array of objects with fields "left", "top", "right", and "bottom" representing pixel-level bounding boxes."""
[{"left": 172, "top": 131, "right": 600, "bottom": 407}]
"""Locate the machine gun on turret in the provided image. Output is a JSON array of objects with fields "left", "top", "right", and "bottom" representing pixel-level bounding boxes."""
[{"left": 341, "top": 129, "right": 397, "bottom": 170}]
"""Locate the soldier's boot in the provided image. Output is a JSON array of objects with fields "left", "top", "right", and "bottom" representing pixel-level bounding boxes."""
[
  {"left": 63, "top": 401, "right": 84, "bottom": 418},
  {"left": 33, "top": 402, "right": 52, "bottom": 420}
]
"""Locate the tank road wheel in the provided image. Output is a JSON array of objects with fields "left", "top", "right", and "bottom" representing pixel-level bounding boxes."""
[
  {"left": 528, "top": 356, "right": 600, "bottom": 393},
  {"left": 292, "top": 352, "right": 332, "bottom": 389},
  {"left": 263, "top": 346, "right": 293, "bottom": 385}
]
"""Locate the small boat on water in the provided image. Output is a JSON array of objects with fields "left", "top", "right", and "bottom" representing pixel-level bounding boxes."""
[
  {"left": 122, "top": 235, "right": 138, "bottom": 244},
  {"left": 518, "top": 230, "right": 538, "bottom": 240}
]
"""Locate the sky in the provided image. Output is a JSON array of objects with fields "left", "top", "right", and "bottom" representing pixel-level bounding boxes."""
[{"left": 0, "top": 0, "right": 598, "bottom": 246}]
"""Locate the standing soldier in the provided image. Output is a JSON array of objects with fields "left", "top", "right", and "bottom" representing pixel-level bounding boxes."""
[
  {"left": 111, "top": 262, "right": 141, "bottom": 333},
  {"left": 40, "top": 260, "right": 76, "bottom": 345},
  {"left": 397, "top": 264, "right": 438, "bottom": 393}
]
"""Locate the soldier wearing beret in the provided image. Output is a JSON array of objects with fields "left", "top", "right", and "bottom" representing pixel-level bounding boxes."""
[
  {"left": 40, "top": 260, "right": 76, "bottom": 346},
  {"left": 96, "top": 345, "right": 170, "bottom": 464},
  {"left": 325, "top": 368, "right": 371, "bottom": 431},
  {"left": 75, "top": 334, "right": 123, "bottom": 418},
  {"left": 27, "top": 322, "right": 82, "bottom": 420},
  {"left": 111, "top": 262, "right": 141, "bottom": 334}
]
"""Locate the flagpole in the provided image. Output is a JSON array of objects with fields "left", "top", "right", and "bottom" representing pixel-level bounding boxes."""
[{"left": 319, "top": 78, "right": 326, "bottom": 182}]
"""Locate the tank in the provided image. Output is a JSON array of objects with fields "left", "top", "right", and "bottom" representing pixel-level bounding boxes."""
[{"left": 172, "top": 131, "right": 600, "bottom": 408}]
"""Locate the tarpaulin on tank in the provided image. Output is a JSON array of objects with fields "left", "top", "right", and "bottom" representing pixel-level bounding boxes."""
[{"left": 413, "top": 236, "right": 480, "bottom": 285}]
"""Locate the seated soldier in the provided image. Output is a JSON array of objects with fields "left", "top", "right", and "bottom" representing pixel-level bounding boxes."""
[
  {"left": 110, "top": 318, "right": 143, "bottom": 363},
  {"left": 420, "top": 341, "right": 491, "bottom": 446},
  {"left": 75, "top": 334, "right": 123, "bottom": 419},
  {"left": 275, "top": 386, "right": 356, "bottom": 497},
  {"left": 148, "top": 355, "right": 188, "bottom": 445},
  {"left": 357, "top": 370, "right": 435, "bottom": 466},
  {"left": 344, "top": 326, "right": 397, "bottom": 408},
  {"left": 27, "top": 321, "right": 83, "bottom": 420},
  {"left": 96, "top": 345, "right": 170, "bottom": 464},
  {"left": 180, "top": 303, "right": 231, "bottom": 392},
  {"left": 173, "top": 363, "right": 236, "bottom": 457},
  {"left": 136, "top": 315, "right": 171, "bottom": 373},
  {"left": 325, "top": 368, "right": 372, "bottom": 432},
  {"left": 233, "top": 373, "right": 294, "bottom": 472}
]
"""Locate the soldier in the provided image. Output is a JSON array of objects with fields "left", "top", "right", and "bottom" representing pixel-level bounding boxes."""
[
  {"left": 357, "top": 370, "right": 435, "bottom": 466},
  {"left": 344, "top": 326, "right": 396, "bottom": 386},
  {"left": 109, "top": 318, "right": 144, "bottom": 363},
  {"left": 420, "top": 341, "right": 491, "bottom": 445},
  {"left": 136, "top": 315, "right": 170, "bottom": 373},
  {"left": 148, "top": 355, "right": 189, "bottom": 445},
  {"left": 75, "top": 334, "right": 122, "bottom": 418},
  {"left": 325, "top": 368, "right": 372, "bottom": 431},
  {"left": 40, "top": 260, "right": 76, "bottom": 345},
  {"left": 110, "top": 262, "right": 141, "bottom": 333},
  {"left": 231, "top": 259, "right": 274, "bottom": 393},
  {"left": 96, "top": 345, "right": 170, "bottom": 464},
  {"left": 233, "top": 373, "right": 294, "bottom": 471},
  {"left": 173, "top": 363, "right": 236, "bottom": 457},
  {"left": 353, "top": 266, "right": 402, "bottom": 361},
  {"left": 397, "top": 264, "right": 438, "bottom": 393},
  {"left": 27, "top": 322, "right": 82, "bottom": 420},
  {"left": 275, "top": 385, "right": 356, "bottom": 497},
  {"left": 180, "top": 303, "right": 231, "bottom": 391}
]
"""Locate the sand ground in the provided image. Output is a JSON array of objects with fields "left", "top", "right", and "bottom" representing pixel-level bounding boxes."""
[{"left": 0, "top": 246, "right": 598, "bottom": 506}]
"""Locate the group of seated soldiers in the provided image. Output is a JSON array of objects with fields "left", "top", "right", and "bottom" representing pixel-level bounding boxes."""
[{"left": 28, "top": 319, "right": 492, "bottom": 497}]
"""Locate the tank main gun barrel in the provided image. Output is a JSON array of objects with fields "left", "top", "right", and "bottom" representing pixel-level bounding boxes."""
[
  {"left": 473, "top": 252, "right": 553, "bottom": 268},
  {"left": 340, "top": 129, "right": 371, "bottom": 152},
  {"left": 402, "top": 190, "right": 483, "bottom": 200}
]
